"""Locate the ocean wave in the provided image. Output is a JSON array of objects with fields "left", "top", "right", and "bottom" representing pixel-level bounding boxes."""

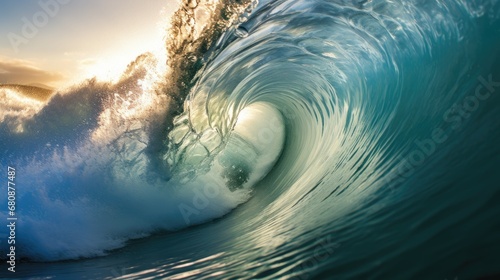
[{"left": 1, "top": 2, "right": 499, "bottom": 279}]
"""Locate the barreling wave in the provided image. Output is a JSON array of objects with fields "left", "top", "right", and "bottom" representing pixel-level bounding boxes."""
[{"left": 1, "top": 1, "right": 500, "bottom": 279}]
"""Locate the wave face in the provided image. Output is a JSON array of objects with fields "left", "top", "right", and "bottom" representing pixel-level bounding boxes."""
[{"left": 2, "top": 0, "right": 500, "bottom": 278}]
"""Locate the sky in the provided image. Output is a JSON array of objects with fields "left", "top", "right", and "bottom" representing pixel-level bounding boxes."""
[{"left": 0, "top": 0, "right": 177, "bottom": 88}]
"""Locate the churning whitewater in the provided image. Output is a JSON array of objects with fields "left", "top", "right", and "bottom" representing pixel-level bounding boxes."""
[{"left": 1, "top": 0, "right": 500, "bottom": 279}]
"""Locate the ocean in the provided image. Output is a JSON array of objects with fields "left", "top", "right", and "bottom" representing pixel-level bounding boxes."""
[{"left": 1, "top": 0, "right": 500, "bottom": 279}]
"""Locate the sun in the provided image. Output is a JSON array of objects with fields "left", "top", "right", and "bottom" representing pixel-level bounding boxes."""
[{"left": 79, "top": 19, "right": 168, "bottom": 84}]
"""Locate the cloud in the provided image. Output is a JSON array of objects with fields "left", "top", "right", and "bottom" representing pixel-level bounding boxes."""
[
  {"left": 0, "top": 58, "right": 64, "bottom": 87},
  {"left": 79, "top": 58, "right": 97, "bottom": 66}
]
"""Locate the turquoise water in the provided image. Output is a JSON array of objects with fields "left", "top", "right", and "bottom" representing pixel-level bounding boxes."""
[{"left": 1, "top": 0, "right": 500, "bottom": 279}]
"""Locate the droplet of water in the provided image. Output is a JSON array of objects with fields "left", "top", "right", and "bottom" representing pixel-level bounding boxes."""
[
  {"left": 186, "top": 0, "right": 198, "bottom": 9},
  {"left": 235, "top": 26, "right": 249, "bottom": 38},
  {"left": 187, "top": 54, "right": 197, "bottom": 62},
  {"left": 238, "top": 16, "right": 248, "bottom": 24}
]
